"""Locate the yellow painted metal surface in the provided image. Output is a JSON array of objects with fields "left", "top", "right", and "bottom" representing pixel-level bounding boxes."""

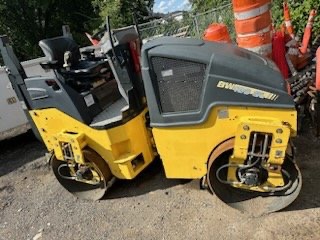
[
  {"left": 152, "top": 106, "right": 296, "bottom": 180},
  {"left": 231, "top": 117, "right": 291, "bottom": 165},
  {"left": 54, "top": 132, "right": 86, "bottom": 164},
  {"left": 30, "top": 108, "right": 156, "bottom": 179},
  {"left": 30, "top": 104, "right": 296, "bottom": 189},
  {"left": 227, "top": 116, "right": 292, "bottom": 190}
]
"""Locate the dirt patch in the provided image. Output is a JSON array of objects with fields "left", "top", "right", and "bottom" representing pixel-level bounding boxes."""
[{"left": 0, "top": 129, "right": 319, "bottom": 240}]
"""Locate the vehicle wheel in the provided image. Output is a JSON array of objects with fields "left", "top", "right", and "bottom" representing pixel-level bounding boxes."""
[
  {"left": 207, "top": 141, "right": 302, "bottom": 215},
  {"left": 51, "top": 148, "right": 113, "bottom": 200}
]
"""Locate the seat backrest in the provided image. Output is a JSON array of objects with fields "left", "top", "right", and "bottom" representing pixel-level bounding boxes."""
[
  {"left": 0, "top": 35, "right": 28, "bottom": 82},
  {"left": 39, "top": 36, "right": 80, "bottom": 67},
  {"left": 113, "top": 25, "right": 139, "bottom": 45}
]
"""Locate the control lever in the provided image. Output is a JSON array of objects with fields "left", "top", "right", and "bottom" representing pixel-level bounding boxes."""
[
  {"left": 106, "top": 16, "right": 125, "bottom": 68},
  {"left": 63, "top": 51, "right": 72, "bottom": 70}
]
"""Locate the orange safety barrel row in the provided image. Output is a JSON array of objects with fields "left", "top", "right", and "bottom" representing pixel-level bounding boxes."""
[
  {"left": 232, "top": 0, "right": 272, "bottom": 58},
  {"left": 203, "top": 23, "right": 232, "bottom": 43}
]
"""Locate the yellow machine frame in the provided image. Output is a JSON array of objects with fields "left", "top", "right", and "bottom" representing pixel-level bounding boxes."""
[
  {"left": 31, "top": 108, "right": 156, "bottom": 179},
  {"left": 152, "top": 106, "right": 296, "bottom": 188},
  {"left": 30, "top": 105, "right": 296, "bottom": 189}
]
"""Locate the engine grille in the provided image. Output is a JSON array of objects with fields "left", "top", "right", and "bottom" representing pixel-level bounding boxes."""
[{"left": 151, "top": 57, "right": 206, "bottom": 113}]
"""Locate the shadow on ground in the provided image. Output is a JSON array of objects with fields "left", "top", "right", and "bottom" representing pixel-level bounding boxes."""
[
  {"left": 283, "top": 126, "right": 320, "bottom": 212},
  {"left": 1, "top": 125, "right": 320, "bottom": 212},
  {"left": 106, "top": 127, "right": 320, "bottom": 211},
  {"left": 0, "top": 130, "right": 46, "bottom": 177},
  {"left": 105, "top": 158, "right": 192, "bottom": 199}
]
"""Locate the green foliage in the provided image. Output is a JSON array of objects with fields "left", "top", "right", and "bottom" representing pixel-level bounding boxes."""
[
  {"left": 188, "top": 0, "right": 234, "bottom": 38},
  {"left": 0, "top": 0, "right": 98, "bottom": 60},
  {"left": 190, "top": 0, "right": 231, "bottom": 13},
  {"left": 92, "top": 0, "right": 154, "bottom": 28},
  {"left": 190, "top": 0, "right": 320, "bottom": 39},
  {"left": 272, "top": 0, "right": 320, "bottom": 38},
  {"left": 1, "top": 0, "right": 318, "bottom": 62}
]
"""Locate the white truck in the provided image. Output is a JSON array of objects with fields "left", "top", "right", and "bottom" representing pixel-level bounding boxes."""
[{"left": 0, "top": 57, "right": 54, "bottom": 141}]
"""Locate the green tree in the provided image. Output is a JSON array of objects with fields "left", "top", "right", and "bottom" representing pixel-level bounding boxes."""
[
  {"left": 92, "top": 0, "right": 154, "bottom": 28},
  {"left": 189, "top": 0, "right": 233, "bottom": 38},
  {"left": 190, "top": 0, "right": 230, "bottom": 13},
  {"left": 190, "top": 0, "right": 320, "bottom": 40},
  {"left": 272, "top": 0, "right": 320, "bottom": 38},
  {"left": 0, "top": 0, "right": 98, "bottom": 61}
]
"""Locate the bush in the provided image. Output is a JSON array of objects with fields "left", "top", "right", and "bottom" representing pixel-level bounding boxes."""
[{"left": 272, "top": 0, "right": 320, "bottom": 39}]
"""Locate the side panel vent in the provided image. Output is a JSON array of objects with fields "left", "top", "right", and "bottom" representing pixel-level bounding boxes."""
[{"left": 151, "top": 57, "right": 206, "bottom": 113}]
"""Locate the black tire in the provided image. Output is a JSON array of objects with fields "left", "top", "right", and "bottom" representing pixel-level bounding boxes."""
[{"left": 207, "top": 150, "right": 302, "bottom": 215}]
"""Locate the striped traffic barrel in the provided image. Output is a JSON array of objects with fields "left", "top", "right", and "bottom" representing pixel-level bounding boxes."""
[
  {"left": 232, "top": 0, "right": 272, "bottom": 57},
  {"left": 203, "top": 23, "right": 232, "bottom": 43}
]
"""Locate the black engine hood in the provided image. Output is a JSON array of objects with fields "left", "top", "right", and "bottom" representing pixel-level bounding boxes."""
[{"left": 141, "top": 37, "right": 295, "bottom": 127}]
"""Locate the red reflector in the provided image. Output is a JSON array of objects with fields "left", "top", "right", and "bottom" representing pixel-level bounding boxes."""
[
  {"left": 45, "top": 80, "right": 57, "bottom": 86},
  {"left": 129, "top": 41, "right": 141, "bottom": 73}
]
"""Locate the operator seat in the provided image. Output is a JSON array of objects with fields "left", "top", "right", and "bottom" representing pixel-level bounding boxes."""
[{"left": 38, "top": 36, "right": 110, "bottom": 88}]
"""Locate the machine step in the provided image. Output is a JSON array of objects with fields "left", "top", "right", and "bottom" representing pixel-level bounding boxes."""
[{"left": 114, "top": 153, "right": 140, "bottom": 164}]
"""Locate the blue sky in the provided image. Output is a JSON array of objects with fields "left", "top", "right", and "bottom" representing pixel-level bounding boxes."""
[{"left": 154, "top": 0, "right": 191, "bottom": 13}]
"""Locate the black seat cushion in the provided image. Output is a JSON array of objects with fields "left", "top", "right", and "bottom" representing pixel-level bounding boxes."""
[
  {"left": 39, "top": 36, "right": 110, "bottom": 80},
  {"left": 61, "top": 60, "right": 110, "bottom": 79},
  {"left": 39, "top": 36, "right": 81, "bottom": 68}
]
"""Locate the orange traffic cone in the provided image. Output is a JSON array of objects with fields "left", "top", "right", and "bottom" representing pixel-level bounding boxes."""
[
  {"left": 300, "top": 9, "right": 317, "bottom": 55},
  {"left": 283, "top": 1, "right": 295, "bottom": 39}
]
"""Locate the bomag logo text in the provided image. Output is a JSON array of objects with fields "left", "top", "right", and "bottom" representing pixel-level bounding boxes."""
[{"left": 217, "top": 81, "right": 279, "bottom": 101}]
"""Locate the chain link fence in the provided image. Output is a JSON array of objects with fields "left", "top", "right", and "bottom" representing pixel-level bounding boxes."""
[
  {"left": 139, "top": 3, "right": 235, "bottom": 43},
  {"left": 192, "top": 3, "right": 235, "bottom": 39}
]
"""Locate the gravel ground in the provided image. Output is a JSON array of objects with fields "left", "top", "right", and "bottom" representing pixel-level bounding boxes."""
[{"left": 0, "top": 129, "right": 320, "bottom": 240}]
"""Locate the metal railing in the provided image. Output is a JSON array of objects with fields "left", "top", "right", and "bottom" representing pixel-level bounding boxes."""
[
  {"left": 139, "top": 3, "right": 234, "bottom": 42},
  {"left": 192, "top": 3, "right": 235, "bottom": 39}
]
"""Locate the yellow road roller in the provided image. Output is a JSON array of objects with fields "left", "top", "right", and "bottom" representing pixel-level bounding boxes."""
[{"left": 0, "top": 19, "right": 301, "bottom": 214}]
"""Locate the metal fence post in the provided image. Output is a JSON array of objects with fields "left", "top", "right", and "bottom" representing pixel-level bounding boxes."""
[
  {"left": 193, "top": 15, "right": 201, "bottom": 38},
  {"left": 138, "top": 3, "right": 233, "bottom": 42}
]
